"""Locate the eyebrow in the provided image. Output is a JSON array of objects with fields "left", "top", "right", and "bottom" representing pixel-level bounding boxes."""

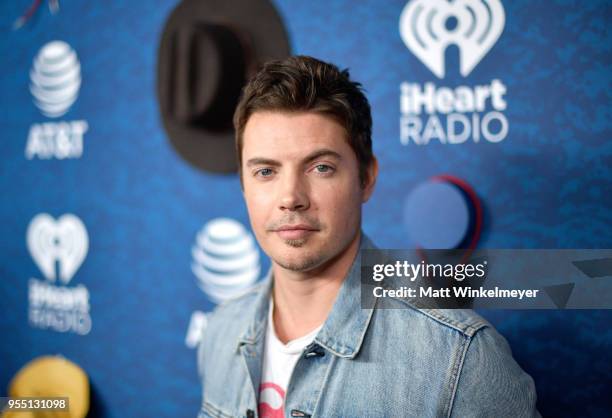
[{"left": 245, "top": 149, "right": 342, "bottom": 167}]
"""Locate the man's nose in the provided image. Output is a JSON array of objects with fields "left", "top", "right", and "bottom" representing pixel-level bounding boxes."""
[{"left": 278, "top": 171, "right": 310, "bottom": 211}]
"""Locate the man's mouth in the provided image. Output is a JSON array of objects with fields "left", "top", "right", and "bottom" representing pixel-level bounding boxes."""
[{"left": 274, "top": 224, "right": 318, "bottom": 240}]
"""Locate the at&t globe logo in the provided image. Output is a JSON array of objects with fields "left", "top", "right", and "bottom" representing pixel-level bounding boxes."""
[
  {"left": 191, "top": 218, "right": 260, "bottom": 303},
  {"left": 25, "top": 41, "right": 88, "bottom": 160},
  {"left": 30, "top": 41, "right": 81, "bottom": 117},
  {"left": 185, "top": 218, "right": 261, "bottom": 348}
]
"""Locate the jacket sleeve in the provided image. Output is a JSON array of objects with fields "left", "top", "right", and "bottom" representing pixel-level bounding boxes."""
[{"left": 449, "top": 326, "right": 541, "bottom": 418}]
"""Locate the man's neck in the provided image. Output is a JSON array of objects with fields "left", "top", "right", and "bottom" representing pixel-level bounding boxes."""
[{"left": 271, "top": 230, "right": 361, "bottom": 344}]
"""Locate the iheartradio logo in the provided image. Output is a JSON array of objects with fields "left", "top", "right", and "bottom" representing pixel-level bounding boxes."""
[
  {"left": 399, "top": 0, "right": 505, "bottom": 78},
  {"left": 26, "top": 213, "right": 89, "bottom": 284},
  {"left": 26, "top": 213, "right": 92, "bottom": 335}
]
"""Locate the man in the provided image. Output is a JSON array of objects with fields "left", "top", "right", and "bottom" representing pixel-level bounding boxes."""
[{"left": 197, "top": 55, "right": 539, "bottom": 418}]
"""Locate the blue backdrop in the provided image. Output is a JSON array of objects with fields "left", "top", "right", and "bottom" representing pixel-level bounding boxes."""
[{"left": 0, "top": 0, "right": 610, "bottom": 416}]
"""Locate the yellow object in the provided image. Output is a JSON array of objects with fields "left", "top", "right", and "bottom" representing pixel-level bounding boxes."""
[{"left": 2, "top": 355, "right": 89, "bottom": 418}]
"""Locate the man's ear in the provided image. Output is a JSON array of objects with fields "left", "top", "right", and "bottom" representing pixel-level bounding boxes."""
[{"left": 362, "top": 156, "right": 378, "bottom": 203}]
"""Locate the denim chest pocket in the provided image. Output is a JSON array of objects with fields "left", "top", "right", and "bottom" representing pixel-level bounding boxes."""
[{"left": 198, "top": 400, "right": 235, "bottom": 418}]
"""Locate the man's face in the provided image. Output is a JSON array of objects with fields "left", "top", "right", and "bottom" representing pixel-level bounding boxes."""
[{"left": 241, "top": 111, "right": 376, "bottom": 273}]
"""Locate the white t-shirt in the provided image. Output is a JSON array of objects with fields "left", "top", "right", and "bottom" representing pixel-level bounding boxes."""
[{"left": 258, "top": 299, "right": 323, "bottom": 418}]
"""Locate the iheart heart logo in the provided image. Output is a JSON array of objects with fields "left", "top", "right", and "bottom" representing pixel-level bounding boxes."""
[
  {"left": 399, "top": 0, "right": 505, "bottom": 78},
  {"left": 26, "top": 213, "right": 89, "bottom": 284}
]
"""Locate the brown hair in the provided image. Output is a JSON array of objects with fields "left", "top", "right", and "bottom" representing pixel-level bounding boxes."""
[{"left": 233, "top": 55, "right": 374, "bottom": 186}]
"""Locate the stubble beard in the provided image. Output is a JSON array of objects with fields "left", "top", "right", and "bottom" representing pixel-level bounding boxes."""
[
  {"left": 284, "top": 238, "right": 306, "bottom": 248},
  {"left": 266, "top": 214, "right": 326, "bottom": 271},
  {"left": 274, "top": 238, "right": 328, "bottom": 272}
]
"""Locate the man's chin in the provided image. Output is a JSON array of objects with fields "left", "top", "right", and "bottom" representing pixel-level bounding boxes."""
[
  {"left": 271, "top": 248, "right": 327, "bottom": 273},
  {"left": 273, "top": 257, "right": 323, "bottom": 273},
  {"left": 282, "top": 238, "right": 306, "bottom": 248}
]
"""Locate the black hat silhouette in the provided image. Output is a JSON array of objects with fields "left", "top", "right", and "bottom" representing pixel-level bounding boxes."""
[{"left": 157, "top": 0, "right": 291, "bottom": 173}]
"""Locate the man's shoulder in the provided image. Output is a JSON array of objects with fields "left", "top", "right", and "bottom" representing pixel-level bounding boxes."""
[
  {"left": 208, "top": 280, "right": 267, "bottom": 319},
  {"left": 200, "top": 279, "right": 268, "bottom": 343},
  {"left": 207, "top": 281, "right": 266, "bottom": 326},
  {"left": 376, "top": 296, "right": 491, "bottom": 338},
  {"left": 363, "top": 235, "right": 489, "bottom": 338}
]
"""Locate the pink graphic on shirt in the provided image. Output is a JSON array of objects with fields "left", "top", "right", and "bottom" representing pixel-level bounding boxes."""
[{"left": 258, "top": 382, "right": 285, "bottom": 418}]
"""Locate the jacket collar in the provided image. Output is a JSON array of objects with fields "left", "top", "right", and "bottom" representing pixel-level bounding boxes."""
[{"left": 237, "top": 231, "right": 377, "bottom": 359}]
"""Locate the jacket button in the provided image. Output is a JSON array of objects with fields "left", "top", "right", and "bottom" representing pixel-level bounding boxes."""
[
  {"left": 246, "top": 409, "right": 255, "bottom": 418},
  {"left": 304, "top": 344, "right": 325, "bottom": 358}
]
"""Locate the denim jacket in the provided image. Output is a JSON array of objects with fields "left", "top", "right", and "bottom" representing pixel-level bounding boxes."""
[{"left": 197, "top": 233, "right": 540, "bottom": 417}]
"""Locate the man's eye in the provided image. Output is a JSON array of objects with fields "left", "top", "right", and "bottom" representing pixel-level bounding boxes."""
[
  {"left": 255, "top": 168, "right": 274, "bottom": 177},
  {"left": 314, "top": 164, "right": 334, "bottom": 174}
]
